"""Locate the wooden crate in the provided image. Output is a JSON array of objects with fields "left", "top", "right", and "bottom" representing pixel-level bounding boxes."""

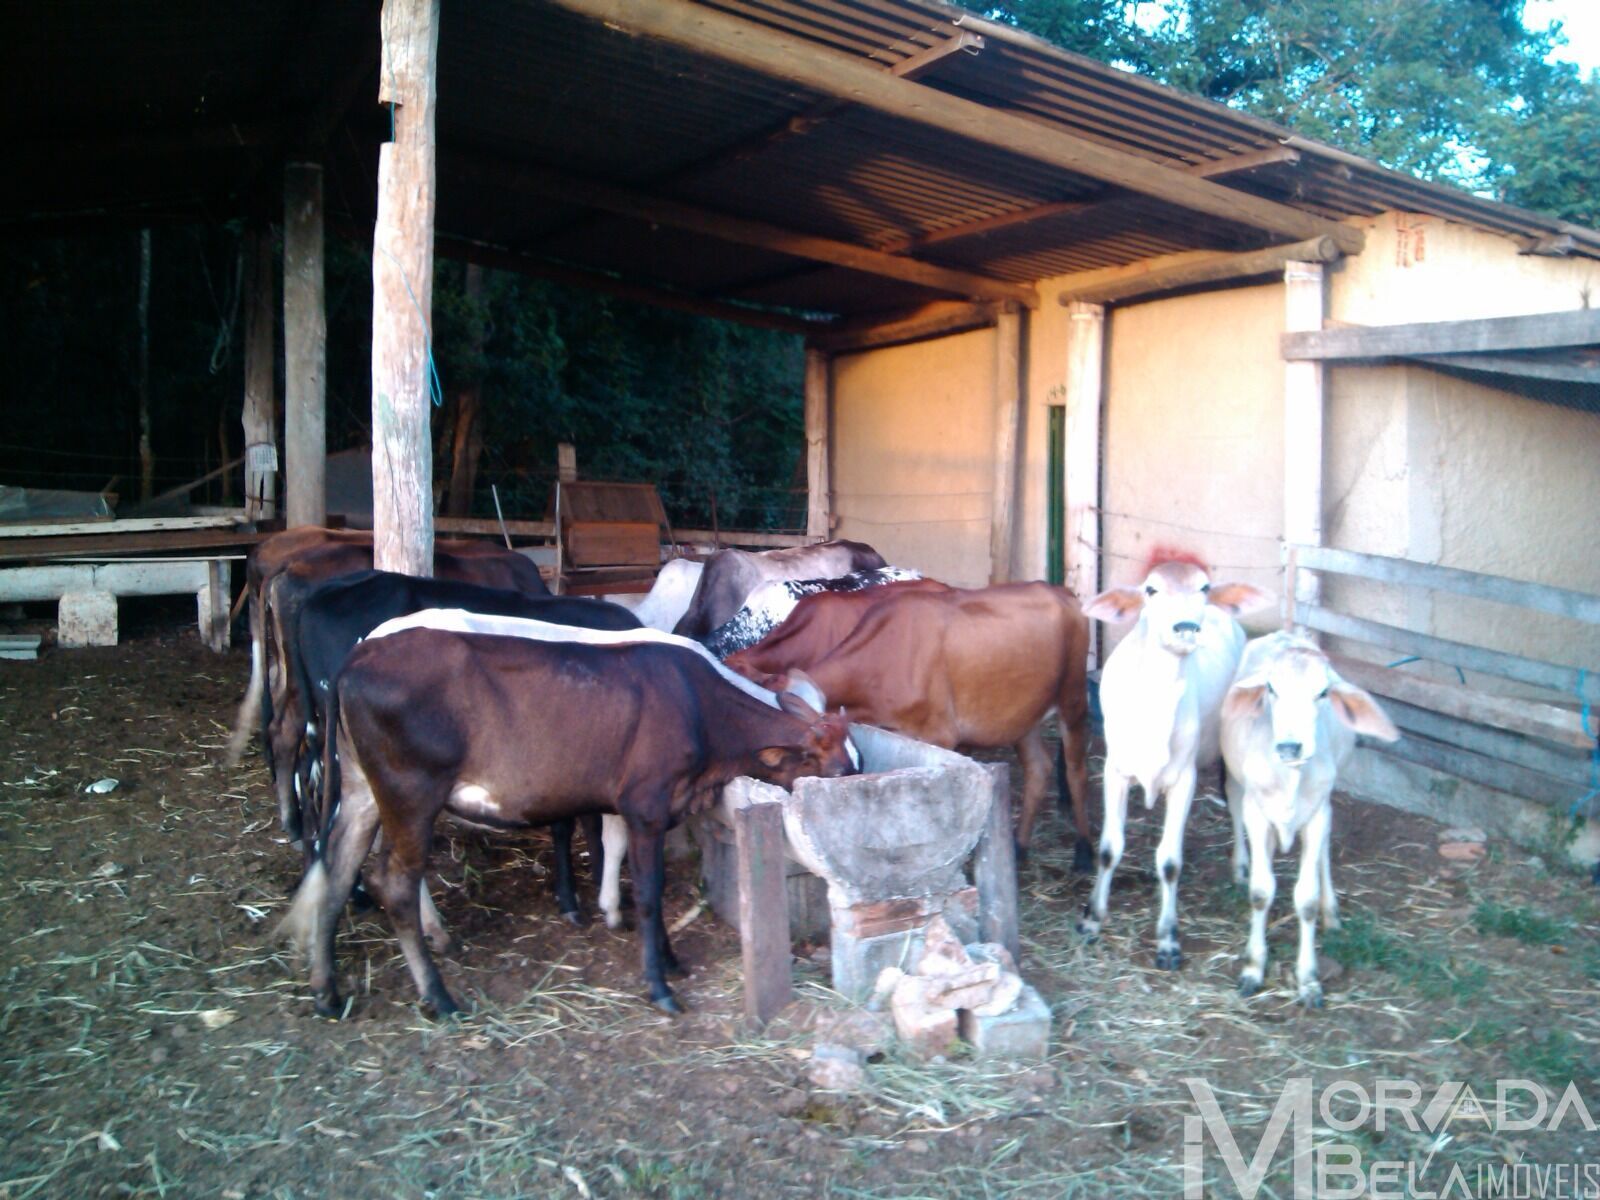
[{"left": 565, "top": 519, "right": 659, "bottom": 568}]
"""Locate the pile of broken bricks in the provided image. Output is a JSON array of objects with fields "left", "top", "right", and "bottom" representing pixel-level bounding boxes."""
[{"left": 808, "top": 916, "right": 1051, "bottom": 1091}]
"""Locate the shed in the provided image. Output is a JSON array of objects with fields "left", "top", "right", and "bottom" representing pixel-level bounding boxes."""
[{"left": 9, "top": 0, "right": 1599, "bottom": 856}]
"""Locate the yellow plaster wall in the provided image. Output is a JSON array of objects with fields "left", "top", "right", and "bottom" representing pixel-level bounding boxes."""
[{"left": 830, "top": 329, "right": 998, "bottom": 588}]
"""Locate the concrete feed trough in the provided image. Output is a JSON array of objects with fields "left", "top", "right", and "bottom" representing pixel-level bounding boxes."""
[{"left": 695, "top": 724, "right": 1016, "bottom": 1020}]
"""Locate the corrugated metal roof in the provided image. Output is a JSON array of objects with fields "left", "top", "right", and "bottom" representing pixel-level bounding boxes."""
[{"left": 6, "top": 0, "right": 1596, "bottom": 326}]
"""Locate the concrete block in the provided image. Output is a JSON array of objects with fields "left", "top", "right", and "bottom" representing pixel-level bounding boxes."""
[
  {"left": 924, "top": 961, "right": 1002, "bottom": 1010},
  {"left": 808, "top": 1044, "right": 867, "bottom": 1092},
  {"left": 828, "top": 889, "right": 978, "bottom": 1002},
  {"left": 959, "top": 983, "right": 1052, "bottom": 1062},
  {"left": 58, "top": 590, "right": 116, "bottom": 647}
]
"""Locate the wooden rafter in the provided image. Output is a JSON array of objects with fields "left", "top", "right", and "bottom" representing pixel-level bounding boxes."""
[
  {"left": 550, "top": 0, "right": 1364, "bottom": 254},
  {"left": 445, "top": 151, "right": 1039, "bottom": 306},
  {"left": 1282, "top": 309, "right": 1600, "bottom": 360}
]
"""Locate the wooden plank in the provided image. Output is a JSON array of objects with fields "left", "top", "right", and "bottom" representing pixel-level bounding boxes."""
[
  {"left": 989, "top": 306, "right": 1023, "bottom": 584},
  {"left": 804, "top": 349, "right": 831, "bottom": 540},
  {"left": 1329, "top": 655, "right": 1591, "bottom": 752},
  {"left": 284, "top": 161, "right": 328, "bottom": 529},
  {"left": 551, "top": 0, "right": 1365, "bottom": 254},
  {"left": 0, "top": 515, "right": 245, "bottom": 538},
  {"left": 1293, "top": 544, "right": 1600, "bottom": 625},
  {"left": 1412, "top": 353, "right": 1600, "bottom": 385},
  {"left": 1282, "top": 308, "right": 1600, "bottom": 361},
  {"left": 809, "top": 301, "right": 999, "bottom": 353},
  {"left": 1374, "top": 732, "right": 1578, "bottom": 811},
  {"left": 1380, "top": 696, "right": 1593, "bottom": 787},
  {"left": 676, "top": 529, "right": 813, "bottom": 549},
  {"left": 431, "top": 516, "right": 556, "bottom": 539},
  {"left": 1063, "top": 301, "right": 1103, "bottom": 660},
  {"left": 1283, "top": 260, "right": 1325, "bottom": 622},
  {"left": 1056, "top": 236, "right": 1343, "bottom": 305},
  {"left": 565, "top": 521, "right": 659, "bottom": 567},
  {"left": 733, "top": 800, "right": 793, "bottom": 1026},
  {"left": 0, "top": 529, "right": 263, "bottom": 562},
  {"left": 369, "top": 0, "right": 440, "bottom": 578},
  {"left": 974, "top": 763, "right": 1020, "bottom": 965},
  {"left": 1299, "top": 604, "right": 1600, "bottom": 703},
  {"left": 448, "top": 152, "right": 1040, "bottom": 307}
]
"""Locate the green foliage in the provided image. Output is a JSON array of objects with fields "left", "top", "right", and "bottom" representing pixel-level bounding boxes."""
[
  {"left": 990, "top": 0, "right": 1595, "bottom": 206},
  {"left": 1471, "top": 899, "right": 1572, "bottom": 945}
]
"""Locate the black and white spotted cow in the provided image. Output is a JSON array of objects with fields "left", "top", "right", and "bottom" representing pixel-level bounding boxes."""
[{"left": 701, "top": 566, "right": 923, "bottom": 660}]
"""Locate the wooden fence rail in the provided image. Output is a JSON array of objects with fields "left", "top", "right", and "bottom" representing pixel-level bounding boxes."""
[{"left": 1285, "top": 544, "right": 1599, "bottom": 822}]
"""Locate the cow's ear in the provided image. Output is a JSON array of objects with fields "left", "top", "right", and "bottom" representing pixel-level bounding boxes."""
[
  {"left": 1208, "top": 583, "right": 1274, "bottom": 616},
  {"left": 1329, "top": 684, "right": 1400, "bottom": 741},
  {"left": 1223, "top": 682, "right": 1268, "bottom": 724},
  {"left": 1084, "top": 587, "right": 1144, "bottom": 624},
  {"left": 757, "top": 746, "right": 796, "bottom": 769}
]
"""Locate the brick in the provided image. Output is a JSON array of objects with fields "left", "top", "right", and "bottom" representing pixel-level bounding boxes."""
[
  {"left": 923, "top": 961, "right": 1002, "bottom": 1010},
  {"left": 959, "top": 983, "right": 1051, "bottom": 1061},
  {"left": 891, "top": 976, "right": 959, "bottom": 1060}
]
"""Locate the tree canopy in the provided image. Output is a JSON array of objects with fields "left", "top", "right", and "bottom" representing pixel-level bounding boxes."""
[{"left": 993, "top": 0, "right": 1600, "bottom": 224}]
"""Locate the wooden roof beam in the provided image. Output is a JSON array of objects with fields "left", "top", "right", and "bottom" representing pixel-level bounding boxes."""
[
  {"left": 553, "top": 0, "right": 1363, "bottom": 255},
  {"left": 445, "top": 151, "right": 1039, "bottom": 306},
  {"left": 1057, "top": 235, "right": 1343, "bottom": 305},
  {"left": 809, "top": 300, "right": 1003, "bottom": 353}
]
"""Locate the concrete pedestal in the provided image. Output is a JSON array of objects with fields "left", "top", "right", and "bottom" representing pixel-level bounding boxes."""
[{"left": 58, "top": 590, "right": 117, "bottom": 646}]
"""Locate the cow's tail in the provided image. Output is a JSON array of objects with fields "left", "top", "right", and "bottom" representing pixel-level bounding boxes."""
[
  {"left": 314, "top": 672, "right": 346, "bottom": 862},
  {"left": 225, "top": 595, "right": 265, "bottom": 767}
]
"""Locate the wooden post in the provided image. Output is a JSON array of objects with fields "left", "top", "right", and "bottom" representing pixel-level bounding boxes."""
[
  {"left": 444, "top": 263, "right": 487, "bottom": 517},
  {"left": 1283, "top": 261, "right": 1325, "bottom": 620},
  {"left": 733, "top": 799, "right": 793, "bottom": 1025},
  {"left": 1063, "top": 302, "right": 1104, "bottom": 660},
  {"left": 284, "top": 162, "right": 327, "bottom": 529},
  {"left": 974, "top": 763, "right": 1021, "bottom": 965},
  {"left": 242, "top": 226, "right": 278, "bottom": 521},
  {"left": 988, "top": 304, "right": 1023, "bottom": 584},
  {"left": 557, "top": 442, "right": 577, "bottom": 483},
  {"left": 803, "top": 348, "right": 831, "bottom": 540},
  {"left": 370, "top": 0, "right": 440, "bottom": 576}
]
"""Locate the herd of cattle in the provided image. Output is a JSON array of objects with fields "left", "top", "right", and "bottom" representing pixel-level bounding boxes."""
[{"left": 227, "top": 528, "right": 1397, "bottom": 1018}]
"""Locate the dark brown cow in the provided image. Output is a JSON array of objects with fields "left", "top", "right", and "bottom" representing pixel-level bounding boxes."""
[
  {"left": 724, "top": 578, "right": 952, "bottom": 680},
  {"left": 278, "top": 632, "right": 856, "bottom": 1017},
  {"left": 226, "top": 527, "right": 547, "bottom": 809},
  {"left": 732, "top": 582, "right": 1094, "bottom": 866},
  {"left": 671, "top": 539, "right": 886, "bottom": 641}
]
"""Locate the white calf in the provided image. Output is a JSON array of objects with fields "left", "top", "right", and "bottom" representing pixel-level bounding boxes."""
[
  {"left": 609, "top": 559, "right": 704, "bottom": 633},
  {"left": 1077, "top": 560, "right": 1272, "bottom": 969},
  {"left": 364, "top": 608, "right": 851, "bottom": 930},
  {"left": 1221, "top": 631, "right": 1398, "bottom": 1007}
]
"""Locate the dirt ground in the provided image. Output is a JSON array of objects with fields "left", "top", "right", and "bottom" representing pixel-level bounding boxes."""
[{"left": 2, "top": 600, "right": 1597, "bottom": 1199}]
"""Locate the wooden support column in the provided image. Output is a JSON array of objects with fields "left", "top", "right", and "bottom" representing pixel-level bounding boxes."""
[
  {"left": 733, "top": 799, "right": 793, "bottom": 1026},
  {"left": 284, "top": 162, "right": 327, "bottom": 529},
  {"left": 1063, "top": 302, "right": 1104, "bottom": 657},
  {"left": 803, "top": 348, "right": 832, "bottom": 540},
  {"left": 242, "top": 226, "right": 278, "bottom": 521},
  {"left": 370, "top": 0, "right": 440, "bottom": 576},
  {"left": 1283, "top": 261, "right": 1325, "bottom": 627},
  {"left": 988, "top": 304, "right": 1023, "bottom": 583},
  {"left": 974, "top": 763, "right": 1020, "bottom": 965}
]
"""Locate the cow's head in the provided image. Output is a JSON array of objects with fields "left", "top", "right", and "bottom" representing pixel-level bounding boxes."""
[
  {"left": 756, "top": 687, "right": 859, "bottom": 785},
  {"left": 1224, "top": 640, "right": 1399, "bottom": 765},
  {"left": 1085, "top": 560, "right": 1272, "bottom": 656}
]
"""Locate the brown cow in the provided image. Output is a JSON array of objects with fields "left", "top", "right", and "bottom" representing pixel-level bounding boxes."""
[
  {"left": 278, "top": 631, "right": 857, "bottom": 1017},
  {"left": 732, "top": 582, "right": 1094, "bottom": 867},
  {"left": 724, "top": 578, "right": 951, "bottom": 680}
]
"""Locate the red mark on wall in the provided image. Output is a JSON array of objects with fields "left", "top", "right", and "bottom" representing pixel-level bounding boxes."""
[{"left": 1395, "top": 213, "right": 1430, "bottom": 268}]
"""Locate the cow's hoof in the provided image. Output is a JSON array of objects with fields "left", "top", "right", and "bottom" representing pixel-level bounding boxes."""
[
  {"left": 1075, "top": 915, "right": 1100, "bottom": 943},
  {"left": 427, "top": 994, "right": 462, "bottom": 1020},
  {"left": 349, "top": 882, "right": 376, "bottom": 914},
  {"left": 651, "top": 991, "right": 685, "bottom": 1015},
  {"left": 560, "top": 909, "right": 587, "bottom": 927},
  {"left": 313, "top": 990, "right": 344, "bottom": 1020},
  {"left": 1238, "top": 974, "right": 1261, "bottom": 998},
  {"left": 1154, "top": 947, "right": 1183, "bottom": 971},
  {"left": 1072, "top": 838, "right": 1095, "bottom": 875},
  {"left": 603, "top": 912, "right": 625, "bottom": 932},
  {"left": 1298, "top": 980, "right": 1324, "bottom": 1010}
]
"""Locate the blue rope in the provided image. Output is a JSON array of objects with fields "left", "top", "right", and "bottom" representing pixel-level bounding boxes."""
[
  {"left": 374, "top": 242, "right": 445, "bottom": 409},
  {"left": 1386, "top": 654, "right": 1467, "bottom": 685},
  {"left": 1571, "top": 668, "right": 1599, "bottom": 820}
]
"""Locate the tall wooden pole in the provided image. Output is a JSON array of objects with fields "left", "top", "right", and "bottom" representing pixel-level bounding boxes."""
[
  {"left": 1283, "top": 261, "right": 1325, "bottom": 629},
  {"left": 444, "top": 262, "right": 486, "bottom": 517},
  {"left": 370, "top": 0, "right": 440, "bottom": 575},
  {"left": 988, "top": 304, "right": 1023, "bottom": 584},
  {"left": 242, "top": 225, "right": 278, "bottom": 520},
  {"left": 1063, "top": 301, "right": 1104, "bottom": 661},
  {"left": 136, "top": 229, "right": 154, "bottom": 503},
  {"left": 284, "top": 162, "right": 327, "bottom": 528},
  {"left": 803, "top": 348, "right": 831, "bottom": 540}
]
